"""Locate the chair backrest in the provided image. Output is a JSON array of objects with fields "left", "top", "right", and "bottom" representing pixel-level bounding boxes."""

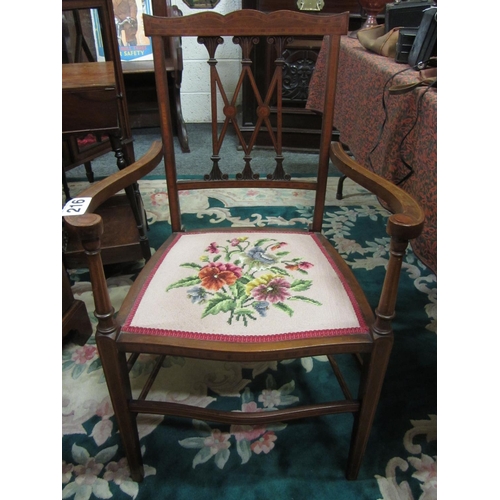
[
  {"left": 144, "top": 10, "right": 349, "bottom": 233},
  {"left": 151, "top": 0, "right": 182, "bottom": 63}
]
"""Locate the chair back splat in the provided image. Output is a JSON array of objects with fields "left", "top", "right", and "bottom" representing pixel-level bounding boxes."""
[
  {"left": 145, "top": 10, "right": 347, "bottom": 233},
  {"left": 65, "top": 8, "right": 425, "bottom": 485}
]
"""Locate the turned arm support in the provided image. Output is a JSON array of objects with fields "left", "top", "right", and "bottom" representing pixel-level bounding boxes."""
[
  {"left": 330, "top": 142, "right": 425, "bottom": 336},
  {"left": 63, "top": 141, "right": 163, "bottom": 336},
  {"left": 65, "top": 213, "right": 117, "bottom": 335}
]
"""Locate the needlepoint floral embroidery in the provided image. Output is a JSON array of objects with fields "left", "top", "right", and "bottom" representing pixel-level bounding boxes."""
[{"left": 166, "top": 236, "right": 322, "bottom": 325}]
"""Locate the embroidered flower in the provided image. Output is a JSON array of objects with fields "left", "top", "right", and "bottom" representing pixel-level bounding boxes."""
[
  {"left": 252, "top": 301, "right": 270, "bottom": 317},
  {"left": 271, "top": 242, "right": 287, "bottom": 251},
  {"left": 245, "top": 273, "right": 273, "bottom": 296},
  {"left": 199, "top": 262, "right": 243, "bottom": 292},
  {"left": 246, "top": 246, "right": 277, "bottom": 265},
  {"left": 187, "top": 286, "right": 208, "bottom": 304},
  {"left": 250, "top": 432, "right": 277, "bottom": 454},
  {"left": 206, "top": 242, "right": 220, "bottom": 254},
  {"left": 248, "top": 276, "right": 291, "bottom": 303},
  {"left": 286, "top": 261, "right": 313, "bottom": 272},
  {"left": 231, "top": 237, "right": 248, "bottom": 246},
  {"left": 166, "top": 236, "right": 321, "bottom": 325},
  {"left": 299, "top": 261, "right": 313, "bottom": 270}
]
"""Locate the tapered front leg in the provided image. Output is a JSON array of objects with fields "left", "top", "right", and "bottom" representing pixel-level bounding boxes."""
[
  {"left": 68, "top": 212, "right": 146, "bottom": 481},
  {"left": 97, "top": 333, "right": 144, "bottom": 482},
  {"left": 346, "top": 335, "right": 393, "bottom": 480}
]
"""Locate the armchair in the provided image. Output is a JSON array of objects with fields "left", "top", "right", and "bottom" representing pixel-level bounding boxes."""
[{"left": 64, "top": 9, "right": 424, "bottom": 483}]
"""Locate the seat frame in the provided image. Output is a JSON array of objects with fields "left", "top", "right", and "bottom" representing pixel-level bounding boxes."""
[{"left": 64, "top": 9, "right": 424, "bottom": 483}]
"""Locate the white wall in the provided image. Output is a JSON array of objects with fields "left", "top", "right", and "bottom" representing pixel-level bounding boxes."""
[{"left": 171, "top": 0, "right": 243, "bottom": 122}]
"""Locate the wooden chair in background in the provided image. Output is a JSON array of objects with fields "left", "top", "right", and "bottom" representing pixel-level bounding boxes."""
[
  {"left": 63, "top": 0, "right": 172, "bottom": 271},
  {"left": 62, "top": 0, "right": 189, "bottom": 201},
  {"left": 62, "top": 0, "right": 136, "bottom": 200},
  {"left": 122, "top": 0, "right": 189, "bottom": 152},
  {"left": 64, "top": 9, "right": 424, "bottom": 482}
]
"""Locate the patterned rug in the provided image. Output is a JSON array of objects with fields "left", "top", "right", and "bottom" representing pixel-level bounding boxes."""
[{"left": 63, "top": 177, "right": 437, "bottom": 500}]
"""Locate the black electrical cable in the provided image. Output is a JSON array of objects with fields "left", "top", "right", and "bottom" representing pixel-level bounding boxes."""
[{"left": 367, "top": 60, "right": 436, "bottom": 186}]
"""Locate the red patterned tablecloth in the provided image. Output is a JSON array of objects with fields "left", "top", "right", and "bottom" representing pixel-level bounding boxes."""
[{"left": 307, "top": 35, "right": 437, "bottom": 274}]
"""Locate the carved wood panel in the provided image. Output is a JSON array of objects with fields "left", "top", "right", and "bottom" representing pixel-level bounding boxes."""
[{"left": 241, "top": 0, "right": 363, "bottom": 150}]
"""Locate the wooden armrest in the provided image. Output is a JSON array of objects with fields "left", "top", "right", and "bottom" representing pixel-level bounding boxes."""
[
  {"left": 64, "top": 141, "right": 162, "bottom": 240},
  {"left": 68, "top": 141, "right": 162, "bottom": 215},
  {"left": 330, "top": 142, "right": 424, "bottom": 241}
]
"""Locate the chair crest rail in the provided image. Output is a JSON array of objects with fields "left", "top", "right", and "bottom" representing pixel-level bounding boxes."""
[{"left": 143, "top": 10, "right": 349, "bottom": 37}]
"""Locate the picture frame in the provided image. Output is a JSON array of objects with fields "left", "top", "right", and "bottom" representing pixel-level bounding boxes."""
[
  {"left": 93, "top": 0, "right": 153, "bottom": 62},
  {"left": 182, "top": 1, "right": 220, "bottom": 8}
]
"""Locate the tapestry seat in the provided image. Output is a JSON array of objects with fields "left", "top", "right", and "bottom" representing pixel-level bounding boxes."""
[{"left": 122, "top": 231, "right": 370, "bottom": 341}]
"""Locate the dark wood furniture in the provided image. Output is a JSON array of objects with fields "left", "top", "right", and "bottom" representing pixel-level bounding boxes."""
[
  {"left": 62, "top": 0, "right": 135, "bottom": 198},
  {"left": 121, "top": 0, "right": 189, "bottom": 153},
  {"left": 240, "top": 0, "right": 365, "bottom": 150},
  {"left": 64, "top": 142, "right": 163, "bottom": 267},
  {"left": 62, "top": 263, "right": 93, "bottom": 345},
  {"left": 62, "top": 0, "right": 151, "bottom": 266},
  {"left": 64, "top": 9, "right": 424, "bottom": 483},
  {"left": 62, "top": 6, "right": 112, "bottom": 189},
  {"left": 308, "top": 36, "right": 437, "bottom": 273}
]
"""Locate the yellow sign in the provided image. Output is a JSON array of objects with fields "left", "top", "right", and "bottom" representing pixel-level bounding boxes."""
[{"left": 297, "top": 0, "right": 325, "bottom": 11}]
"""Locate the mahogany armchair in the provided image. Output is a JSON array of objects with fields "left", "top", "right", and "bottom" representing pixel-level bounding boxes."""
[{"left": 64, "top": 9, "right": 424, "bottom": 483}]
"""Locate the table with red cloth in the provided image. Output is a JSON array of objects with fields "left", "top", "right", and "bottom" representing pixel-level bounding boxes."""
[{"left": 307, "top": 35, "right": 437, "bottom": 274}]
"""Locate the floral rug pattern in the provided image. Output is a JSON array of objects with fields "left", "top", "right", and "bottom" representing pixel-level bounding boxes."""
[{"left": 63, "top": 177, "right": 437, "bottom": 500}]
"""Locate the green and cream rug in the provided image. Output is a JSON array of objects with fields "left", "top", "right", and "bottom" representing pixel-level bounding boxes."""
[{"left": 63, "top": 177, "right": 436, "bottom": 500}]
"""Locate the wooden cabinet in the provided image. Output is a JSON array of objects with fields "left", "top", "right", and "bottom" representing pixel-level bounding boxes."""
[
  {"left": 62, "top": 0, "right": 136, "bottom": 198},
  {"left": 241, "top": 0, "right": 363, "bottom": 151},
  {"left": 65, "top": 0, "right": 189, "bottom": 148},
  {"left": 62, "top": 0, "right": 151, "bottom": 267},
  {"left": 121, "top": 0, "right": 189, "bottom": 151},
  {"left": 62, "top": 263, "right": 93, "bottom": 345},
  {"left": 63, "top": 62, "right": 120, "bottom": 132}
]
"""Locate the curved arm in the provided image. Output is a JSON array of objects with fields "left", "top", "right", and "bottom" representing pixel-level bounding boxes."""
[
  {"left": 330, "top": 142, "right": 425, "bottom": 336},
  {"left": 63, "top": 141, "right": 163, "bottom": 337},
  {"left": 65, "top": 141, "right": 163, "bottom": 219},
  {"left": 329, "top": 142, "right": 424, "bottom": 241}
]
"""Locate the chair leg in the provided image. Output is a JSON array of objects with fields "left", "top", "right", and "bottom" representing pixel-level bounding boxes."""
[
  {"left": 84, "top": 161, "right": 95, "bottom": 183},
  {"left": 63, "top": 170, "right": 71, "bottom": 201},
  {"left": 346, "top": 335, "right": 393, "bottom": 480},
  {"left": 336, "top": 174, "right": 346, "bottom": 200},
  {"left": 172, "top": 71, "right": 190, "bottom": 153},
  {"left": 96, "top": 333, "right": 144, "bottom": 482}
]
